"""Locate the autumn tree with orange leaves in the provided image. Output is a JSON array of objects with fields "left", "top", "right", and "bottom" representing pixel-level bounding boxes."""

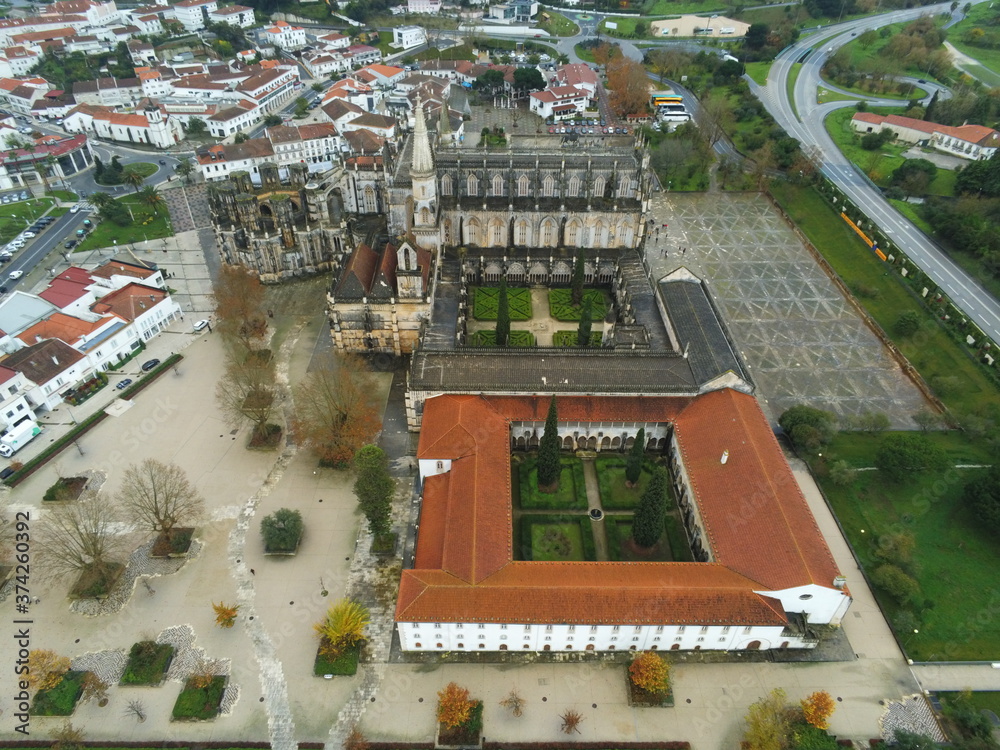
[
  {"left": 606, "top": 55, "right": 651, "bottom": 118},
  {"left": 437, "top": 682, "right": 475, "bottom": 729},
  {"left": 801, "top": 691, "right": 836, "bottom": 730},
  {"left": 293, "top": 355, "right": 380, "bottom": 467},
  {"left": 628, "top": 650, "right": 670, "bottom": 695}
]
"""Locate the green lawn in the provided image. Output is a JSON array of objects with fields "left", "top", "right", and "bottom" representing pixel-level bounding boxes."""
[
  {"left": 313, "top": 642, "right": 360, "bottom": 676},
  {"left": 172, "top": 676, "right": 227, "bottom": 720},
  {"left": 769, "top": 181, "right": 1000, "bottom": 416},
  {"left": 530, "top": 521, "right": 585, "bottom": 560},
  {"left": 644, "top": 0, "right": 729, "bottom": 14},
  {"left": 815, "top": 433, "right": 999, "bottom": 660},
  {"left": 936, "top": 691, "right": 1000, "bottom": 716},
  {"left": 604, "top": 512, "right": 690, "bottom": 562},
  {"left": 74, "top": 195, "right": 173, "bottom": 253},
  {"left": 574, "top": 44, "right": 596, "bottom": 63},
  {"left": 537, "top": 9, "right": 578, "bottom": 36},
  {"left": 745, "top": 61, "right": 773, "bottom": 86},
  {"left": 837, "top": 19, "right": 949, "bottom": 85},
  {"left": 31, "top": 671, "right": 85, "bottom": 716},
  {"left": 516, "top": 455, "right": 588, "bottom": 510},
  {"left": 595, "top": 455, "right": 658, "bottom": 510},
  {"left": 0, "top": 197, "right": 54, "bottom": 244},
  {"left": 46, "top": 189, "right": 78, "bottom": 202},
  {"left": 786, "top": 62, "right": 802, "bottom": 119},
  {"left": 817, "top": 87, "right": 859, "bottom": 104},
  {"left": 473, "top": 285, "right": 532, "bottom": 320},
  {"left": 518, "top": 514, "right": 597, "bottom": 561},
  {"left": 888, "top": 199, "right": 933, "bottom": 235},
  {"left": 416, "top": 44, "right": 475, "bottom": 62},
  {"left": 120, "top": 641, "right": 174, "bottom": 685}
]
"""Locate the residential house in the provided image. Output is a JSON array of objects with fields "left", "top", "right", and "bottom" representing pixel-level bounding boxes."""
[
  {"left": 89, "top": 282, "right": 182, "bottom": 342},
  {"left": 260, "top": 20, "right": 306, "bottom": 50},
  {"left": 0, "top": 338, "right": 89, "bottom": 411},
  {"left": 529, "top": 84, "right": 589, "bottom": 120},
  {"left": 392, "top": 25, "right": 425, "bottom": 50},
  {"left": 208, "top": 4, "right": 255, "bottom": 27},
  {"left": 0, "top": 365, "right": 37, "bottom": 431},
  {"left": 172, "top": 0, "right": 217, "bottom": 31},
  {"left": 851, "top": 112, "right": 1000, "bottom": 161}
]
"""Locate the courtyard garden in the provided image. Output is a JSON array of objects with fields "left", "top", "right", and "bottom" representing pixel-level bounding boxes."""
[
  {"left": 470, "top": 330, "right": 536, "bottom": 347},
  {"left": 511, "top": 450, "right": 693, "bottom": 563},
  {"left": 549, "top": 288, "right": 608, "bottom": 321},
  {"left": 472, "top": 285, "right": 532, "bottom": 320}
]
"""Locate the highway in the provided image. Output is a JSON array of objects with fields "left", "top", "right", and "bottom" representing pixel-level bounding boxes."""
[{"left": 758, "top": 0, "right": 1000, "bottom": 346}]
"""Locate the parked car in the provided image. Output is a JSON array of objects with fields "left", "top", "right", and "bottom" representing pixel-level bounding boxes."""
[
  {"left": 20, "top": 231, "right": 35, "bottom": 238},
  {"left": 193, "top": 319, "right": 210, "bottom": 331},
  {"left": 70, "top": 205, "right": 80, "bottom": 213},
  {"left": 116, "top": 378, "right": 133, "bottom": 390},
  {"left": 2, "top": 196, "right": 9, "bottom": 204},
  {"left": 19, "top": 191, "right": 28, "bottom": 200},
  {"left": 8, "top": 270, "right": 22, "bottom": 280},
  {"left": 64, "top": 239, "right": 77, "bottom": 249},
  {"left": 0, "top": 466, "right": 15, "bottom": 480},
  {"left": 140, "top": 358, "right": 160, "bottom": 372}
]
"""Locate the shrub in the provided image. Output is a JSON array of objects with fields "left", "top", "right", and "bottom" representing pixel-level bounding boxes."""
[
  {"left": 120, "top": 641, "right": 174, "bottom": 685},
  {"left": 792, "top": 724, "right": 839, "bottom": 749},
  {"left": 26, "top": 649, "right": 70, "bottom": 691},
  {"left": 894, "top": 310, "right": 921, "bottom": 337},
  {"left": 260, "top": 508, "right": 303, "bottom": 552},
  {"left": 172, "top": 675, "right": 226, "bottom": 720},
  {"left": 964, "top": 467, "right": 1000, "bottom": 532},
  {"left": 871, "top": 563, "right": 920, "bottom": 604},
  {"left": 779, "top": 405, "right": 836, "bottom": 450},
  {"left": 314, "top": 599, "right": 369, "bottom": 658},
  {"left": 874, "top": 433, "right": 948, "bottom": 482},
  {"left": 801, "top": 691, "right": 836, "bottom": 730},
  {"left": 31, "top": 671, "right": 84, "bottom": 716}
]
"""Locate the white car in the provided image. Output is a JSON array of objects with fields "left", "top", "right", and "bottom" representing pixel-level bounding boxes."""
[
  {"left": 20, "top": 231, "right": 35, "bottom": 238},
  {"left": 9, "top": 240, "right": 24, "bottom": 249},
  {"left": 193, "top": 319, "right": 210, "bottom": 331},
  {"left": 69, "top": 205, "right": 80, "bottom": 213},
  {"left": 8, "top": 270, "right": 22, "bottom": 280}
]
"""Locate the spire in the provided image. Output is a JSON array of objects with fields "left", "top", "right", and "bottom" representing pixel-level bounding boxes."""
[{"left": 411, "top": 96, "right": 434, "bottom": 177}]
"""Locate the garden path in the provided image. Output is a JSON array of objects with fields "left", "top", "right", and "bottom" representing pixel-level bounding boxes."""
[{"left": 581, "top": 459, "right": 610, "bottom": 562}]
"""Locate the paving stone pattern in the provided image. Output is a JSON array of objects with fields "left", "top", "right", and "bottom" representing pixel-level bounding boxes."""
[
  {"left": 648, "top": 193, "right": 927, "bottom": 427},
  {"left": 163, "top": 184, "right": 212, "bottom": 233},
  {"left": 880, "top": 694, "right": 947, "bottom": 743}
]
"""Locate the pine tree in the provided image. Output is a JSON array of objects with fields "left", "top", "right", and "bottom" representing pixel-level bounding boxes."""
[
  {"left": 495, "top": 277, "right": 510, "bottom": 346},
  {"left": 571, "top": 251, "right": 585, "bottom": 305},
  {"left": 576, "top": 296, "right": 593, "bottom": 346},
  {"left": 537, "top": 395, "right": 561, "bottom": 492},
  {"left": 625, "top": 427, "right": 645, "bottom": 486},
  {"left": 631, "top": 467, "right": 666, "bottom": 549}
]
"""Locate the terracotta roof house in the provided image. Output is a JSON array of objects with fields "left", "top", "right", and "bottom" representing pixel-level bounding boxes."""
[
  {"left": 396, "top": 390, "right": 851, "bottom": 653},
  {"left": 851, "top": 112, "right": 1000, "bottom": 160}
]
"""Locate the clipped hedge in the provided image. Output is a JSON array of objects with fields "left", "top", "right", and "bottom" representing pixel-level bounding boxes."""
[
  {"left": 548, "top": 289, "right": 607, "bottom": 321},
  {"left": 473, "top": 286, "right": 532, "bottom": 320},
  {"left": 470, "top": 330, "right": 536, "bottom": 347},
  {"left": 553, "top": 330, "right": 603, "bottom": 347}
]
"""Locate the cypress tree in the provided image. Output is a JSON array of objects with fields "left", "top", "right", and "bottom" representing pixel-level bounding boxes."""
[
  {"left": 576, "top": 296, "right": 593, "bottom": 346},
  {"left": 625, "top": 427, "right": 645, "bottom": 486},
  {"left": 537, "top": 395, "right": 561, "bottom": 492},
  {"left": 632, "top": 467, "right": 666, "bottom": 549},
  {"left": 353, "top": 445, "right": 394, "bottom": 538},
  {"left": 571, "top": 251, "right": 585, "bottom": 305},
  {"left": 495, "top": 277, "right": 510, "bottom": 346},
  {"left": 924, "top": 90, "right": 939, "bottom": 123}
]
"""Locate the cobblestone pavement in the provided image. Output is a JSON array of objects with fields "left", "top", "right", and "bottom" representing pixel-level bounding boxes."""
[
  {"left": 880, "top": 695, "right": 946, "bottom": 743},
  {"left": 647, "top": 192, "right": 928, "bottom": 427},
  {"left": 163, "top": 183, "right": 212, "bottom": 232}
]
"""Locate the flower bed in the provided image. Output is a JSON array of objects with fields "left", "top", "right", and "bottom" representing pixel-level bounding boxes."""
[
  {"left": 473, "top": 286, "right": 532, "bottom": 321},
  {"left": 172, "top": 676, "right": 227, "bottom": 721},
  {"left": 548, "top": 289, "right": 607, "bottom": 321},
  {"left": 63, "top": 373, "right": 108, "bottom": 406},
  {"left": 42, "top": 476, "right": 88, "bottom": 502},
  {"left": 438, "top": 701, "right": 483, "bottom": 746},
  {"left": 69, "top": 562, "right": 124, "bottom": 599},
  {"left": 626, "top": 672, "right": 674, "bottom": 708},
  {"left": 151, "top": 527, "right": 195, "bottom": 558},
  {"left": 470, "top": 330, "right": 536, "bottom": 347},
  {"left": 313, "top": 641, "right": 361, "bottom": 676},
  {"left": 121, "top": 641, "right": 174, "bottom": 686},
  {"left": 31, "top": 671, "right": 86, "bottom": 716}
]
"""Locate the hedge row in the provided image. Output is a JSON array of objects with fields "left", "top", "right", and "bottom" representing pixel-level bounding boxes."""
[{"left": 5, "top": 354, "right": 184, "bottom": 488}]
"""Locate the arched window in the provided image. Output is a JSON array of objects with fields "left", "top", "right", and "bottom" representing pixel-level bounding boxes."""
[
  {"left": 517, "top": 174, "right": 530, "bottom": 197},
  {"left": 466, "top": 219, "right": 480, "bottom": 246},
  {"left": 593, "top": 176, "right": 605, "bottom": 198},
  {"left": 567, "top": 175, "right": 581, "bottom": 197},
  {"left": 492, "top": 174, "right": 504, "bottom": 197},
  {"left": 516, "top": 220, "right": 529, "bottom": 246},
  {"left": 362, "top": 185, "right": 377, "bottom": 212},
  {"left": 440, "top": 174, "right": 452, "bottom": 196},
  {"left": 566, "top": 221, "right": 580, "bottom": 247},
  {"left": 593, "top": 220, "right": 606, "bottom": 248},
  {"left": 541, "top": 219, "right": 555, "bottom": 247},
  {"left": 490, "top": 219, "right": 504, "bottom": 246},
  {"left": 542, "top": 174, "right": 556, "bottom": 197},
  {"left": 420, "top": 207, "right": 431, "bottom": 225},
  {"left": 467, "top": 174, "right": 479, "bottom": 196}
]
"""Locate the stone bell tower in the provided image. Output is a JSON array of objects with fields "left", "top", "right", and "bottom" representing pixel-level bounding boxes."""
[{"left": 408, "top": 98, "right": 441, "bottom": 253}]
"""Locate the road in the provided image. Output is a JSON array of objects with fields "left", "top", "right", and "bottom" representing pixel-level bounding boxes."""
[
  {"left": 1, "top": 204, "right": 93, "bottom": 293},
  {"left": 759, "top": 0, "right": 1000, "bottom": 347}
]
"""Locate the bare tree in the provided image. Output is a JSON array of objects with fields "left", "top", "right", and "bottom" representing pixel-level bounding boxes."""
[
  {"left": 50, "top": 722, "right": 85, "bottom": 750},
  {"left": 560, "top": 709, "right": 584, "bottom": 734},
  {"left": 216, "top": 350, "right": 278, "bottom": 442},
  {"left": 35, "top": 493, "right": 128, "bottom": 585},
  {"left": 213, "top": 264, "right": 268, "bottom": 351},
  {"left": 293, "top": 355, "right": 381, "bottom": 466},
  {"left": 123, "top": 699, "right": 147, "bottom": 723},
  {"left": 117, "top": 459, "right": 204, "bottom": 544},
  {"left": 696, "top": 95, "right": 733, "bottom": 148},
  {"left": 499, "top": 688, "right": 525, "bottom": 717}
]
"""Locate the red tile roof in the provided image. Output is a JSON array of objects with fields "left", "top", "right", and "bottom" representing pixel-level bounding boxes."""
[
  {"left": 17, "top": 311, "right": 108, "bottom": 346},
  {"left": 90, "top": 282, "right": 168, "bottom": 321},
  {"left": 401, "top": 391, "right": 845, "bottom": 626}
]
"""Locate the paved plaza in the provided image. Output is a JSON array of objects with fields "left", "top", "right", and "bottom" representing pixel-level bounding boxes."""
[
  {"left": 0, "top": 192, "right": 959, "bottom": 747},
  {"left": 645, "top": 192, "right": 929, "bottom": 428}
]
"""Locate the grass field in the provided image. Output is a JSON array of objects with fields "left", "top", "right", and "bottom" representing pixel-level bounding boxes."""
[
  {"left": 945, "top": 3, "right": 1000, "bottom": 83},
  {"left": 815, "top": 433, "right": 998, "bottom": 661},
  {"left": 936, "top": 691, "right": 1000, "bottom": 716},
  {"left": 786, "top": 62, "right": 802, "bottom": 119},
  {"left": 837, "top": 19, "right": 950, "bottom": 85},
  {"left": 0, "top": 197, "right": 53, "bottom": 245},
  {"left": 75, "top": 195, "right": 173, "bottom": 252},
  {"left": 574, "top": 44, "right": 596, "bottom": 63},
  {"left": 644, "top": 0, "right": 729, "bottom": 14},
  {"left": 416, "top": 44, "right": 475, "bottom": 62},
  {"left": 745, "top": 61, "right": 773, "bottom": 86},
  {"left": 46, "top": 189, "right": 78, "bottom": 202},
  {"left": 817, "top": 87, "right": 859, "bottom": 104},
  {"left": 595, "top": 455, "right": 657, "bottom": 510},
  {"left": 531, "top": 521, "right": 585, "bottom": 560},
  {"left": 313, "top": 642, "right": 360, "bottom": 676},
  {"left": 769, "top": 181, "right": 1000, "bottom": 417},
  {"left": 538, "top": 9, "right": 578, "bottom": 36}
]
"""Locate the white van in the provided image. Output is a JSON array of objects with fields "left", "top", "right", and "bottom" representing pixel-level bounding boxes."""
[{"left": 0, "top": 420, "right": 41, "bottom": 457}]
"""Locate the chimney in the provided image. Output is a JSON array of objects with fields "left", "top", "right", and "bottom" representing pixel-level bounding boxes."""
[
  {"left": 720, "top": 450, "right": 729, "bottom": 465},
  {"left": 52, "top": 355, "right": 59, "bottom": 365}
]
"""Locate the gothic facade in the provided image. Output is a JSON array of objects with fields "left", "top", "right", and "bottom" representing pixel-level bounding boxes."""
[{"left": 208, "top": 162, "right": 349, "bottom": 284}]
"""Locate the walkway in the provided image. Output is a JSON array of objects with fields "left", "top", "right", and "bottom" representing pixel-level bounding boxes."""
[
  {"left": 911, "top": 663, "right": 1000, "bottom": 692},
  {"left": 581, "top": 459, "right": 609, "bottom": 562}
]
